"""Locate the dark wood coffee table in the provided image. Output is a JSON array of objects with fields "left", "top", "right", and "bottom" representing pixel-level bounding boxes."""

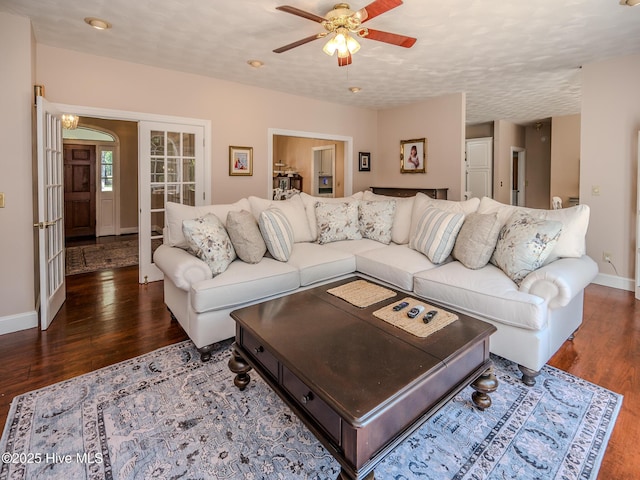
[{"left": 228, "top": 277, "right": 497, "bottom": 480}]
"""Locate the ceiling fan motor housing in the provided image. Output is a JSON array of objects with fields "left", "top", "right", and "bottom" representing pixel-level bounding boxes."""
[{"left": 323, "top": 3, "right": 365, "bottom": 34}]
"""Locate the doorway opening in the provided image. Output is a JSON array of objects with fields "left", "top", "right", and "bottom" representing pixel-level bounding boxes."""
[{"left": 511, "top": 147, "right": 526, "bottom": 206}]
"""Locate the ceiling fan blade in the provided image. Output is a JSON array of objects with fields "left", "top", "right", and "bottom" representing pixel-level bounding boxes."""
[
  {"left": 276, "top": 5, "right": 326, "bottom": 23},
  {"left": 338, "top": 53, "right": 352, "bottom": 67},
  {"left": 273, "top": 33, "right": 327, "bottom": 53},
  {"left": 363, "top": 28, "right": 416, "bottom": 48},
  {"left": 356, "top": 0, "right": 403, "bottom": 23}
]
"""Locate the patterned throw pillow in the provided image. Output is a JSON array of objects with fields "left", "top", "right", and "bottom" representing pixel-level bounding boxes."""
[
  {"left": 182, "top": 213, "right": 236, "bottom": 275},
  {"left": 358, "top": 200, "right": 396, "bottom": 244},
  {"left": 226, "top": 210, "right": 266, "bottom": 264},
  {"left": 259, "top": 208, "right": 294, "bottom": 261},
  {"left": 315, "top": 201, "right": 362, "bottom": 244},
  {"left": 491, "top": 211, "right": 563, "bottom": 285},
  {"left": 452, "top": 212, "right": 502, "bottom": 269},
  {"left": 410, "top": 206, "right": 465, "bottom": 264}
]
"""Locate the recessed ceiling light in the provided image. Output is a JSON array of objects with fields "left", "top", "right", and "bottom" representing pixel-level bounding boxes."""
[
  {"left": 247, "top": 60, "right": 264, "bottom": 68},
  {"left": 620, "top": 0, "right": 640, "bottom": 5},
  {"left": 84, "top": 17, "right": 112, "bottom": 30},
  {"left": 349, "top": 87, "right": 362, "bottom": 93}
]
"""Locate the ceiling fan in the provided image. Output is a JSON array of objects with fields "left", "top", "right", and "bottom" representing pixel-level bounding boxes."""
[{"left": 273, "top": 0, "right": 417, "bottom": 66}]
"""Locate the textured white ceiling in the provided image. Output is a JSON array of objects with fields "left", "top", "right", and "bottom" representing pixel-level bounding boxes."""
[{"left": 2, "top": 0, "right": 639, "bottom": 124}]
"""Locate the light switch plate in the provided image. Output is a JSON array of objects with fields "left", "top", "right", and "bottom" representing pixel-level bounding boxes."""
[{"left": 0, "top": 193, "right": 4, "bottom": 208}]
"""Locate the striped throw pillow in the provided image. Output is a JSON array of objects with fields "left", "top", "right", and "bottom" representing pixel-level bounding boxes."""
[
  {"left": 410, "top": 206, "right": 465, "bottom": 264},
  {"left": 259, "top": 208, "right": 294, "bottom": 261}
]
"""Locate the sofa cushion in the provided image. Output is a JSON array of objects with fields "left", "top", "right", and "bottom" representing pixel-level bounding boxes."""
[
  {"left": 315, "top": 201, "right": 362, "bottom": 244},
  {"left": 358, "top": 200, "right": 396, "bottom": 244},
  {"left": 452, "top": 212, "right": 502, "bottom": 269},
  {"left": 491, "top": 211, "right": 563, "bottom": 285},
  {"left": 413, "top": 261, "right": 548, "bottom": 331},
  {"left": 190, "top": 257, "right": 300, "bottom": 313},
  {"left": 477, "top": 196, "right": 589, "bottom": 262},
  {"left": 287, "top": 243, "right": 356, "bottom": 286},
  {"left": 323, "top": 238, "right": 390, "bottom": 255},
  {"left": 356, "top": 244, "right": 438, "bottom": 291},
  {"left": 363, "top": 191, "right": 414, "bottom": 244},
  {"left": 300, "top": 192, "right": 363, "bottom": 241},
  {"left": 165, "top": 199, "right": 251, "bottom": 249},
  {"left": 249, "top": 194, "right": 314, "bottom": 243},
  {"left": 226, "top": 210, "right": 266, "bottom": 264},
  {"left": 182, "top": 213, "right": 236, "bottom": 276},
  {"left": 409, "top": 192, "right": 479, "bottom": 241},
  {"left": 259, "top": 208, "right": 294, "bottom": 262},
  {"left": 410, "top": 207, "right": 465, "bottom": 264}
]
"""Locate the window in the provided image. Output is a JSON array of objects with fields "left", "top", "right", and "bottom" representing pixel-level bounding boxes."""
[{"left": 101, "top": 150, "right": 113, "bottom": 192}]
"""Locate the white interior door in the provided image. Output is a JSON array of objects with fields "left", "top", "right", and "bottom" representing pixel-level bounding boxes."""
[
  {"left": 96, "top": 145, "right": 116, "bottom": 236},
  {"left": 465, "top": 137, "right": 493, "bottom": 199},
  {"left": 35, "top": 96, "right": 66, "bottom": 329},
  {"left": 138, "top": 122, "right": 205, "bottom": 284},
  {"left": 635, "top": 131, "right": 640, "bottom": 299}
]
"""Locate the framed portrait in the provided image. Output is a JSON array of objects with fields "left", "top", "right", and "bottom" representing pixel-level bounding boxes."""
[
  {"left": 359, "top": 152, "right": 371, "bottom": 172},
  {"left": 400, "top": 138, "right": 427, "bottom": 173},
  {"left": 229, "top": 146, "right": 253, "bottom": 176}
]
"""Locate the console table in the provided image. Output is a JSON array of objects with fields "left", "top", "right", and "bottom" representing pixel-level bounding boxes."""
[{"left": 370, "top": 186, "right": 448, "bottom": 199}]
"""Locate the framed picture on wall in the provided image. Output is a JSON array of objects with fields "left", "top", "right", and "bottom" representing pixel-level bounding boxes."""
[
  {"left": 229, "top": 146, "right": 253, "bottom": 176},
  {"left": 400, "top": 138, "right": 426, "bottom": 173},
  {"left": 359, "top": 152, "right": 371, "bottom": 171}
]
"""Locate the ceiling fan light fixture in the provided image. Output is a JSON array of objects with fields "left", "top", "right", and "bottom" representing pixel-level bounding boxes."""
[{"left": 323, "top": 36, "right": 338, "bottom": 56}]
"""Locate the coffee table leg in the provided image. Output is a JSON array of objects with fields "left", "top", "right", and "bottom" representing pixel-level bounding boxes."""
[
  {"left": 337, "top": 468, "right": 375, "bottom": 480},
  {"left": 471, "top": 365, "right": 498, "bottom": 410},
  {"left": 228, "top": 342, "right": 251, "bottom": 390}
]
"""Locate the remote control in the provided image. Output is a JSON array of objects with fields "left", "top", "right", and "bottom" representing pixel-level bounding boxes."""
[
  {"left": 407, "top": 305, "right": 425, "bottom": 318},
  {"left": 423, "top": 310, "right": 438, "bottom": 323},
  {"left": 393, "top": 301, "right": 409, "bottom": 311}
]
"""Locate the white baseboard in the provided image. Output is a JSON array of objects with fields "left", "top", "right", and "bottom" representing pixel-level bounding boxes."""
[
  {"left": 593, "top": 273, "right": 634, "bottom": 292},
  {"left": 119, "top": 227, "right": 139, "bottom": 235},
  {"left": 0, "top": 310, "right": 38, "bottom": 335}
]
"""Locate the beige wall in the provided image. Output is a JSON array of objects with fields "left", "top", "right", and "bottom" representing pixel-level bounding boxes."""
[
  {"left": 273, "top": 136, "right": 345, "bottom": 197},
  {"left": 525, "top": 122, "right": 552, "bottom": 209},
  {"left": 466, "top": 122, "right": 494, "bottom": 139},
  {"left": 550, "top": 114, "right": 580, "bottom": 208},
  {"left": 581, "top": 54, "right": 640, "bottom": 284},
  {"left": 0, "top": 13, "right": 37, "bottom": 330},
  {"left": 493, "top": 120, "right": 525, "bottom": 204},
  {"left": 376, "top": 93, "right": 466, "bottom": 200},
  {"left": 36, "top": 45, "right": 379, "bottom": 204}
]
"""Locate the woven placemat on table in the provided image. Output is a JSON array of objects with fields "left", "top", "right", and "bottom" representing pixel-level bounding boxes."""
[
  {"left": 373, "top": 297, "right": 458, "bottom": 338},
  {"left": 327, "top": 279, "right": 397, "bottom": 308}
]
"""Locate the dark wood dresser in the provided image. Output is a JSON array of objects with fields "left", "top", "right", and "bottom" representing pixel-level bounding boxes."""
[{"left": 369, "top": 186, "right": 448, "bottom": 199}]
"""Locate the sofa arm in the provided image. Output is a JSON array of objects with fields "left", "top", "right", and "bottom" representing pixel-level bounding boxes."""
[
  {"left": 154, "top": 244, "right": 212, "bottom": 291},
  {"left": 519, "top": 255, "right": 598, "bottom": 309}
]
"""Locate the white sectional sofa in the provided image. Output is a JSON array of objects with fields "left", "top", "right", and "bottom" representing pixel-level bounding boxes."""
[{"left": 154, "top": 190, "right": 598, "bottom": 386}]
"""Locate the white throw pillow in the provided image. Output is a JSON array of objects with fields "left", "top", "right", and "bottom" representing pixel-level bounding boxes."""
[
  {"left": 258, "top": 208, "right": 294, "bottom": 262},
  {"left": 477, "top": 196, "right": 589, "bottom": 261},
  {"left": 249, "top": 194, "right": 314, "bottom": 243},
  {"left": 410, "top": 206, "right": 465, "bottom": 264},
  {"left": 300, "top": 192, "right": 363, "bottom": 241},
  {"left": 358, "top": 200, "right": 396, "bottom": 244},
  {"left": 165, "top": 198, "right": 251, "bottom": 249},
  {"left": 409, "top": 192, "right": 479, "bottom": 241},
  {"left": 315, "top": 201, "right": 362, "bottom": 244},
  {"left": 491, "top": 211, "right": 563, "bottom": 285},
  {"left": 182, "top": 213, "right": 236, "bottom": 276},
  {"left": 363, "top": 190, "right": 414, "bottom": 244}
]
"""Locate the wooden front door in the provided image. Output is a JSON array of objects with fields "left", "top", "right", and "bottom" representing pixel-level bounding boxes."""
[{"left": 64, "top": 144, "right": 96, "bottom": 238}]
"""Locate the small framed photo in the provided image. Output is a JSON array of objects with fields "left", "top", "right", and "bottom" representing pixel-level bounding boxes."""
[
  {"left": 229, "top": 146, "right": 253, "bottom": 176},
  {"left": 359, "top": 152, "right": 371, "bottom": 172},
  {"left": 400, "top": 138, "right": 426, "bottom": 173}
]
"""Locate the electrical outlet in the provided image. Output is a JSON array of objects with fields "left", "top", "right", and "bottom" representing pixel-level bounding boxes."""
[{"left": 602, "top": 252, "right": 612, "bottom": 262}]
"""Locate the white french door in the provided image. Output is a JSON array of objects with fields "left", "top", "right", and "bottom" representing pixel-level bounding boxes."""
[
  {"left": 35, "top": 96, "right": 66, "bottom": 329},
  {"left": 138, "top": 122, "right": 205, "bottom": 283}
]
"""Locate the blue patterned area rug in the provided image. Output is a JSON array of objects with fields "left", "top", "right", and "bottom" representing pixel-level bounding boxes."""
[{"left": 0, "top": 340, "right": 621, "bottom": 479}]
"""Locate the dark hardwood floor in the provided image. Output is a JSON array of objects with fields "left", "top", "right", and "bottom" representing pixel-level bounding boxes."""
[{"left": 0, "top": 269, "right": 637, "bottom": 479}]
